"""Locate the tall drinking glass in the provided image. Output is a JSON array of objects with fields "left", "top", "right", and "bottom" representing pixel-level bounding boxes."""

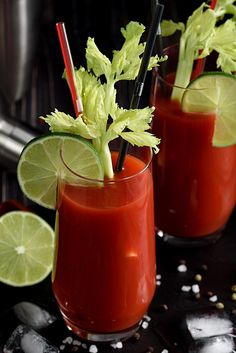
[
  {"left": 52, "top": 145, "right": 156, "bottom": 342},
  {"left": 150, "top": 44, "right": 236, "bottom": 246}
]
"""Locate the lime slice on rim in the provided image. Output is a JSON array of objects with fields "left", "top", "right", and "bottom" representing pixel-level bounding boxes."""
[
  {"left": 17, "top": 133, "right": 104, "bottom": 209},
  {"left": 0, "top": 211, "right": 54, "bottom": 287},
  {"left": 181, "top": 72, "right": 236, "bottom": 147}
]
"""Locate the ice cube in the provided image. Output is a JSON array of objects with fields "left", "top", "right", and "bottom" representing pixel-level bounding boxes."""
[
  {"left": 185, "top": 311, "right": 233, "bottom": 340},
  {"left": 190, "top": 335, "right": 234, "bottom": 353},
  {"left": 3, "top": 324, "right": 59, "bottom": 353},
  {"left": 13, "top": 302, "right": 56, "bottom": 330}
]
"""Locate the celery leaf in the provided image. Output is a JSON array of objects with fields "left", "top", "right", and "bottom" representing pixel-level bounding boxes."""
[{"left": 43, "top": 21, "right": 166, "bottom": 178}]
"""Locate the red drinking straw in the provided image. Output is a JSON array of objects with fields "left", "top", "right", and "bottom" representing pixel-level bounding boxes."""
[
  {"left": 192, "top": 0, "right": 217, "bottom": 79},
  {"left": 56, "top": 22, "right": 83, "bottom": 117}
]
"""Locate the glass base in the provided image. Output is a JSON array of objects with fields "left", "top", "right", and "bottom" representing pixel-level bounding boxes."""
[
  {"left": 157, "top": 228, "right": 223, "bottom": 247},
  {"left": 62, "top": 314, "right": 140, "bottom": 343}
]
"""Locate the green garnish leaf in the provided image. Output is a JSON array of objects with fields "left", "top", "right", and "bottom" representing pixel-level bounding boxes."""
[
  {"left": 43, "top": 21, "right": 166, "bottom": 178},
  {"left": 86, "top": 38, "right": 112, "bottom": 79},
  {"left": 41, "top": 109, "right": 97, "bottom": 139},
  {"left": 161, "top": 1, "right": 236, "bottom": 102},
  {"left": 211, "top": 20, "right": 236, "bottom": 73},
  {"left": 104, "top": 106, "right": 157, "bottom": 145},
  {"left": 161, "top": 20, "right": 185, "bottom": 36},
  {"left": 120, "top": 131, "right": 160, "bottom": 154}
]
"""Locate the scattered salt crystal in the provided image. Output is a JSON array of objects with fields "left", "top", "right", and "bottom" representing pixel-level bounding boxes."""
[
  {"left": 73, "top": 340, "right": 81, "bottom": 346},
  {"left": 209, "top": 295, "right": 218, "bottom": 303},
  {"left": 181, "top": 285, "right": 191, "bottom": 292},
  {"left": 62, "top": 336, "right": 73, "bottom": 344},
  {"left": 142, "top": 321, "right": 149, "bottom": 329},
  {"left": 60, "top": 345, "right": 66, "bottom": 350},
  {"left": 192, "top": 284, "right": 200, "bottom": 294},
  {"left": 158, "top": 304, "right": 168, "bottom": 312},
  {"left": 89, "top": 344, "right": 98, "bottom": 353},
  {"left": 116, "top": 342, "right": 123, "bottom": 349},
  {"left": 161, "top": 350, "right": 169, "bottom": 353},
  {"left": 143, "top": 314, "right": 151, "bottom": 322},
  {"left": 110, "top": 341, "right": 123, "bottom": 349},
  {"left": 156, "top": 274, "right": 162, "bottom": 280},
  {"left": 82, "top": 343, "right": 88, "bottom": 349},
  {"left": 156, "top": 280, "right": 161, "bottom": 286},
  {"left": 177, "top": 264, "right": 187, "bottom": 272}
]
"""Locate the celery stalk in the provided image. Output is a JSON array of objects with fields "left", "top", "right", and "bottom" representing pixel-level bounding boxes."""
[
  {"left": 171, "top": 38, "right": 195, "bottom": 102},
  {"left": 161, "top": 1, "right": 236, "bottom": 104},
  {"left": 100, "top": 143, "right": 114, "bottom": 179},
  {"left": 92, "top": 138, "right": 114, "bottom": 179}
]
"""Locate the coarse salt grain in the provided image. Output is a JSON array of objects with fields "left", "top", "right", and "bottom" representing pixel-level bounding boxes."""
[
  {"left": 116, "top": 342, "right": 123, "bottom": 349},
  {"left": 177, "top": 264, "right": 187, "bottom": 272},
  {"left": 60, "top": 345, "right": 66, "bottom": 350},
  {"left": 73, "top": 340, "right": 81, "bottom": 346},
  {"left": 158, "top": 304, "right": 168, "bottom": 312},
  {"left": 161, "top": 349, "right": 169, "bottom": 353},
  {"left": 192, "top": 284, "right": 200, "bottom": 294},
  {"left": 62, "top": 336, "right": 73, "bottom": 344},
  {"left": 143, "top": 314, "right": 151, "bottom": 322},
  {"left": 156, "top": 280, "right": 161, "bottom": 286},
  {"left": 82, "top": 343, "right": 88, "bottom": 349},
  {"left": 181, "top": 285, "right": 191, "bottom": 292},
  {"left": 156, "top": 274, "right": 162, "bottom": 280},
  {"left": 110, "top": 341, "right": 123, "bottom": 349},
  {"left": 209, "top": 295, "right": 218, "bottom": 303},
  {"left": 89, "top": 344, "right": 98, "bottom": 353},
  {"left": 142, "top": 321, "right": 149, "bottom": 329}
]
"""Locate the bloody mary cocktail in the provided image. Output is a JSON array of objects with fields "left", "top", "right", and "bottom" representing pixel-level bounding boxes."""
[
  {"left": 151, "top": 91, "right": 236, "bottom": 241},
  {"left": 52, "top": 147, "right": 156, "bottom": 341},
  {"left": 150, "top": 1, "right": 236, "bottom": 245}
]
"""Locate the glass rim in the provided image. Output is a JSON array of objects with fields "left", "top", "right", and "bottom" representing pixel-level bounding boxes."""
[
  {"left": 60, "top": 146, "right": 153, "bottom": 185},
  {"left": 154, "top": 68, "right": 211, "bottom": 93},
  {"left": 154, "top": 42, "right": 216, "bottom": 91}
]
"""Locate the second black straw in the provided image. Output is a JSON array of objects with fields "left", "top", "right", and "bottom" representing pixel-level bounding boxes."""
[{"left": 115, "top": 2, "right": 164, "bottom": 172}]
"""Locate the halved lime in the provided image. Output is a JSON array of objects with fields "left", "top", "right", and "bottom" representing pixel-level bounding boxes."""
[
  {"left": 181, "top": 72, "right": 236, "bottom": 147},
  {"left": 17, "top": 133, "right": 104, "bottom": 209},
  {"left": 0, "top": 211, "right": 54, "bottom": 287}
]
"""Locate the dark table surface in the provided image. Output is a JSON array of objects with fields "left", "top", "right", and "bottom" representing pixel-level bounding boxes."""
[{"left": 0, "top": 203, "right": 236, "bottom": 353}]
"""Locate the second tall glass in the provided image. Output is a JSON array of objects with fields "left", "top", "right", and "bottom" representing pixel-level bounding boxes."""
[{"left": 150, "top": 44, "right": 236, "bottom": 246}]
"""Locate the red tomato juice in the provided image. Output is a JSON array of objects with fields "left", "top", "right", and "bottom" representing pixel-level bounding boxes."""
[
  {"left": 151, "top": 95, "right": 236, "bottom": 238},
  {"left": 52, "top": 151, "right": 156, "bottom": 333}
]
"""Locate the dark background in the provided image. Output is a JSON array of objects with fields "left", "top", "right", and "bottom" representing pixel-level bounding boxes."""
[{"left": 1, "top": 3, "right": 236, "bottom": 353}]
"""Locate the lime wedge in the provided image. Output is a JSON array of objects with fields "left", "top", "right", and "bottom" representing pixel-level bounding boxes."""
[
  {"left": 181, "top": 72, "right": 236, "bottom": 147},
  {"left": 17, "top": 133, "right": 104, "bottom": 209},
  {"left": 0, "top": 211, "right": 54, "bottom": 287}
]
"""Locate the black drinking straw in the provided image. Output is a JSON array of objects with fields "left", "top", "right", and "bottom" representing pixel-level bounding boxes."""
[
  {"left": 115, "top": 3, "right": 164, "bottom": 172},
  {"left": 153, "top": 0, "right": 167, "bottom": 89}
]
